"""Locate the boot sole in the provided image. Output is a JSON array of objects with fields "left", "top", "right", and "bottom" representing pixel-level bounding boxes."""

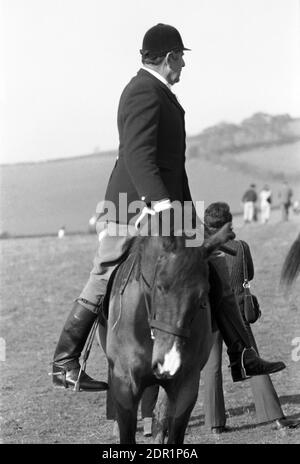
[
  {"left": 53, "top": 380, "right": 108, "bottom": 392},
  {"left": 246, "top": 364, "right": 286, "bottom": 378},
  {"left": 232, "top": 376, "right": 250, "bottom": 383},
  {"left": 268, "top": 364, "right": 286, "bottom": 374}
]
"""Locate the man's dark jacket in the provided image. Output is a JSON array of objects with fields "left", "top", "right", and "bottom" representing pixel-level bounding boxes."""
[
  {"left": 242, "top": 189, "right": 257, "bottom": 203},
  {"left": 102, "top": 69, "right": 193, "bottom": 224}
]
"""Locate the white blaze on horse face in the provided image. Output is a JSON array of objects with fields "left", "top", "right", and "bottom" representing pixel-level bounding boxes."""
[{"left": 158, "top": 341, "right": 181, "bottom": 376}]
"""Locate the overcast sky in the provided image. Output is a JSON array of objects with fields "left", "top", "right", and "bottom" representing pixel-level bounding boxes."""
[{"left": 1, "top": 0, "right": 300, "bottom": 164}]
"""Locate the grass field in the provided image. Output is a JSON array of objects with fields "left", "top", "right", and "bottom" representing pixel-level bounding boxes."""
[{"left": 0, "top": 212, "right": 299, "bottom": 444}]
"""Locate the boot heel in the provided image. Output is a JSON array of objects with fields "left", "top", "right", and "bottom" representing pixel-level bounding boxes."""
[
  {"left": 229, "top": 348, "right": 250, "bottom": 382},
  {"left": 51, "top": 365, "right": 68, "bottom": 388},
  {"left": 231, "top": 368, "right": 248, "bottom": 382},
  {"left": 53, "top": 383, "right": 69, "bottom": 390},
  {"left": 230, "top": 365, "right": 248, "bottom": 382}
]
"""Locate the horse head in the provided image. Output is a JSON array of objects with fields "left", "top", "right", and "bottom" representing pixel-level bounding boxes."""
[{"left": 149, "top": 223, "right": 234, "bottom": 380}]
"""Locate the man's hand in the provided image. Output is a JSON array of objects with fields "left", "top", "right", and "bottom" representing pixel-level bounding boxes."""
[
  {"left": 152, "top": 199, "right": 172, "bottom": 213},
  {"left": 135, "top": 199, "right": 172, "bottom": 229}
]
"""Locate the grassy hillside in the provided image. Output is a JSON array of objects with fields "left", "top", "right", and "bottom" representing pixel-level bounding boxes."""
[
  {"left": 0, "top": 154, "right": 116, "bottom": 236},
  {"left": 0, "top": 143, "right": 299, "bottom": 236},
  {"left": 188, "top": 113, "right": 300, "bottom": 156},
  {"left": 216, "top": 141, "right": 300, "bottom": 182}
]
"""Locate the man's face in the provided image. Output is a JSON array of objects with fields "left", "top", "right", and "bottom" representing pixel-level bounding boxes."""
[{"left": 166, "top": 51, "right": 185, "bottom": 85}]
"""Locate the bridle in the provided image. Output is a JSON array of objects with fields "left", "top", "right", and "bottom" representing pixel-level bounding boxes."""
[{"left": 141, "top": 257, "right": 191, "bottom": 340}]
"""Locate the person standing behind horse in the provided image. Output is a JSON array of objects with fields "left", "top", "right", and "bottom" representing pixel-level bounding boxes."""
[
  {"left": 279, "top": 180, "right": 293, "bottom": 221},
  {"left": 51, "top": 24, "right": 285, "bottom": 392},
  {"left": 202, "top": 202, "right": 299, "bottom": 433},
  {"left": 242, "top": 184, "right": 257, "bottom": 224},
  {"left": 108, "top": 385, "right": 159, "bottom": 438},
  {"left": 259, "top": 185, "right": 272, "bottom": 224}
]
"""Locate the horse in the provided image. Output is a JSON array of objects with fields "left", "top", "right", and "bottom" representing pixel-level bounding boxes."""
[
  {"left": 280, "top": 232, "right": 300, "bottom": 289},
  {"left": 98, "top": 224, "right": 233, "bottom": 444}
]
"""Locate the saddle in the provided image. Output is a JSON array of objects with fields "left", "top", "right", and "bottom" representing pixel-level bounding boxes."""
[
  {"left": 100, "top": 241, "right": 158, "bottom": 326},
  {"left": 100, "top": 250, "right": 141, "bottom": 323}
]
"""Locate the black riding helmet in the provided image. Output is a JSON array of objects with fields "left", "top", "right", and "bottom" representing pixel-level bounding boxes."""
[{"left": 140, "top": 23, "right": 191, "bottom": 58}]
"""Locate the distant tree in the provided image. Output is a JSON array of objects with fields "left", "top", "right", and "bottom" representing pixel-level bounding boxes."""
[{"left": 0, "top": 231, "right": 10, "bottom": 239}]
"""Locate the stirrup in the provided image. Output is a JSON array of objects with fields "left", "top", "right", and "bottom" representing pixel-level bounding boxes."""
[
  {"left": 240, "top": 347, "right": 248, "bottom": 379},
  {"left": 228, "top": 347, "right": 250, "bottom": 380},
  {"left": 73, "top": 365, "right": 84, "bottom": 392}
]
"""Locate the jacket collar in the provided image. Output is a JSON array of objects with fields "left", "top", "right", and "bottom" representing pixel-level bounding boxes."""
[
  {"left": 141, "top": 66, "right": 171, "bottom": 89},
  {"left": 137, "top": 68, "right": 185, "bottom": 114}
]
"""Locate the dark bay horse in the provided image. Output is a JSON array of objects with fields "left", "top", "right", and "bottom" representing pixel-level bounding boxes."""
[{"left": 99, "top": 225, "right": 233, "bottom": 444}]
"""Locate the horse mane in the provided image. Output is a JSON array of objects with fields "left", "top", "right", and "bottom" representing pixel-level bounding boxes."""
[
  {"left": 124, "top": 235, "right": 207, "bottom": 289},
  {"left": 161, "top": 236, "right": 207, "bottom": 290},
  {"left": 280, "top": 233, "right": 300, "bottom": 288}
]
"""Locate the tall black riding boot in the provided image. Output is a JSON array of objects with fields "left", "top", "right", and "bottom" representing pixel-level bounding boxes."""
[
  {"left": 213, "top": 293, "right": 286, "bottom": 382},
  {"left": 52, "top": 300, "right": 108, "bottom": 391}
]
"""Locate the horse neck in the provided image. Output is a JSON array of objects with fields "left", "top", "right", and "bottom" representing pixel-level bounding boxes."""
[{"left": 139, "top": 237, "right": 163, "bottom": 282}]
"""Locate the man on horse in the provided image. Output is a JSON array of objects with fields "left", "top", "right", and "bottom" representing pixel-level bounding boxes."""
[{"left": 51, "top": 23, "right": 285, "bottom": 392}]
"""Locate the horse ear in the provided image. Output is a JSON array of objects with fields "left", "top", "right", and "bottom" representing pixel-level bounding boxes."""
[{"left": 202, "top": 222, "right": 235, "bottom": 259}]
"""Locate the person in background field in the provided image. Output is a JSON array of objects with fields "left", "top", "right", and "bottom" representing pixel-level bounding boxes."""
[
  {"left": 279, "top": 180, "right": 293, "bottom": 221},
  {"left": 202, "top": 202, "right": 300, "bottom": 434},
  {"left": 292, "top": 200, "right": 300, "bottom": 215},
  {"left": 259, "top": 185, "right": 272, "bottom": 224},
  {"left": 88, "top": 215, "right": 97, "bottom": 234},
  {"left": 58, "top": 226, "right": 66, "bottom": 239},
  {"left": 242, "top": 184, "right": 257, "bottom": 224}
]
